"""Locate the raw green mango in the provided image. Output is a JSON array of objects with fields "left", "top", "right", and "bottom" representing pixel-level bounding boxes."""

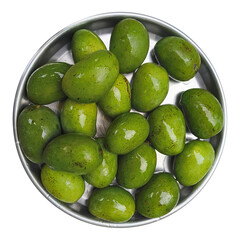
[
  {"left": 83, "top": 138, "right": 117, "bottom": 188},
  {"left": 62, "top": 50, "right": 119, "bottom": 103},
  {"left": 43, "top": 133, "right": 103, "bottom": 175},
  {"left": 41, "top": 164, "right": 85, "bottom": 203},
  {"left": 17, "top": 105, "right": 61, "bottom": 164},
  {"left": 99, "top": 74, "right": 131, "bottom": 118},
  {"left": 174, "top": 140, "right": 215, "bottom": 186},
  {"left": 26, "top": 62, "right": 71, "bottom": 104},
  {"left": 88, "top": 186, "right": 135, "bottom": 222},
  {"left": 117, "top": 142, "right": 156, "bottom": 189},
  {"left": 105, "top": 112, "right": 150, "bottom": 154},
  {"left": 72, "top": 29, "right": 106, "bottom": 62},
  {"left": 148, "top": 104, "right": 186, "bottom": 155},
  {"left": 136, "top": 172, "right": 180, "bottom": 218},
  {"left": 131, "top": 63, "right": 169, "bottom": 112},
  {"left": 154, "top": 36, "right": 201, "bottom": 81},
  {"left": 60, "top": 98, "right": 97, "bottom": 137},
  {"left": 110, "top": 18, "right": 149, "bottom": 73},
  {"left": 180, "top": 88, "right": 224, "bottom": 139}
]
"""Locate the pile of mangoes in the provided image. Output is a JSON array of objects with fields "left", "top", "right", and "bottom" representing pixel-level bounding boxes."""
[{"left": 17, "top": 18, "right": 224, "bottom": 223}]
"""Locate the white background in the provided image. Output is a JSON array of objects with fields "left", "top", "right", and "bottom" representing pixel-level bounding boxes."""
[{"left": 1, "top": 0, "right": 239, "bottom": 239}]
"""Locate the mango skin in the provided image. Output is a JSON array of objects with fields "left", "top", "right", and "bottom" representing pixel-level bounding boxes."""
[
  {"left": 174, "top": 140, "right": 215, "bottom": 186},
  {"left": 110, "top": 18, "right": 149, "bottom": 73},
  {"left": 105, "top": 112, "right": 150, "bottom": 155},
  {"left": 148, "top": 104, "right": 186, "bottom": 155},
  {"left": 62, "top": 50, "right": 119, "bottom": 103},
  {"left": 43, "top": 133, "right": 103, "bottom": 175},
  {"left": 17, "top": 105, "right": 61, "bottom": 164},
  {"left": 180, "top": 88, "right": 224, "bottom": 139},
  {"left": 41, "top": 164, "right": 85, "bottom": 203},
  {"left": 99, "top": 74, "right": 131, "bottom": 118},
  {"left": 83, "top": 138, "right": 117, "bottom": 188},
  {"left": 60, "top": 98, "right": 97, "bottom": 137},
  {"left": 136, "top": 172, "right": 180, "bottom": 218},
  {"left": 117, "top": 142, "right": 156, "bottom": 189},
  {"left": 72, "top": 29, "right": 106, "bottom": 63},
  {"left": 154, "top": 36, "right": 201, "bottom": 81},
  {"left": 131, "top": 63, "right": 169, "bottom": 112},
  {"left": 27, "top": 62, "right": 71, "bottom": 104},
  {"left": 88, "top": 186, "right": 135, "bottom": 222}
]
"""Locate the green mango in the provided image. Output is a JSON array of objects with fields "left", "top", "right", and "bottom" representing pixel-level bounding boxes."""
[
  {"left": 174, "top": 140, "right": 215, "bottom": 186},
  {"left": 62, "top": 50, "right": 119, "bottom": 103},
  {"left": 110, "top": 18, "right": 149, "bottom": 73},
  {"left": 180, "top": 88, "right": 224, "bottom": 139},
  {"left": 83, "top": 138, "right": 117, "bottom": 188},
  {"left": 117, "top": 142, "right": 156, "bottom": 189},
  {"left": 148, "top": 104, "right": 186, "bottom": 155},
  {"left": 88, "top": 186, "right": 135, "bottom": 222},
  {"left": 41, "top": 164, "right": 85, "bottom": 203},
  {"left": 154, "top": 36, "right": 201, "bottom": 81},
  {"left": 99, "top": 74, "right": 131, "bottom": 118},
  {"left": 72, "top": 29, "right": 106, "bottom": 63},
  {"left": 60, "top": 98, "right": 97, "bottom": 137},
  {"left": 131, "top": 63, "right": 169, "bottom": 112},
  {"left": 17, "top": 105, "right": 61, "bottom": 164},
  {"left": 43, "top": 133, "right": 103, "bottom": 175},
  {"left": 105, "top": 112, "right": 150, "bottom": 154},
  {"left": 136, "top": 172, "right": 180, "bottom": 218},
  {"left": 26, "top": 62, "right": 71, "bottom": 104}
]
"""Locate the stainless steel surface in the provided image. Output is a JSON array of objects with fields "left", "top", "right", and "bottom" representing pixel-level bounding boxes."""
[{"left": 13, "top": 12, "right": 227, "bottom": 228}]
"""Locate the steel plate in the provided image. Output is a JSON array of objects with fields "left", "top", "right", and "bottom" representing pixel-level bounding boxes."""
[{"left": 13, "top": 12, "right": 227, "bottom": 228}]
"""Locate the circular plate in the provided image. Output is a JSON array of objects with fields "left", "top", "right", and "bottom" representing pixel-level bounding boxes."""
[{"left": 13, "top": 12, "right": 227, "bottom": 227}]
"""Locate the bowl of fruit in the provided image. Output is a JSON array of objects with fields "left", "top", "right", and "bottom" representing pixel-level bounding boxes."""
[{"left": 13, "top": 12, "right": 226, "bottom": 227}]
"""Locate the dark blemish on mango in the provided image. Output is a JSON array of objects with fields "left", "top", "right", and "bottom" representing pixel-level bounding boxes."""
[
  {"left": 123, "top": 76, "right": 131, "bottom": 99},
  {"left": 73, "top": 162, "right": 83, "bottom": 168}
]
